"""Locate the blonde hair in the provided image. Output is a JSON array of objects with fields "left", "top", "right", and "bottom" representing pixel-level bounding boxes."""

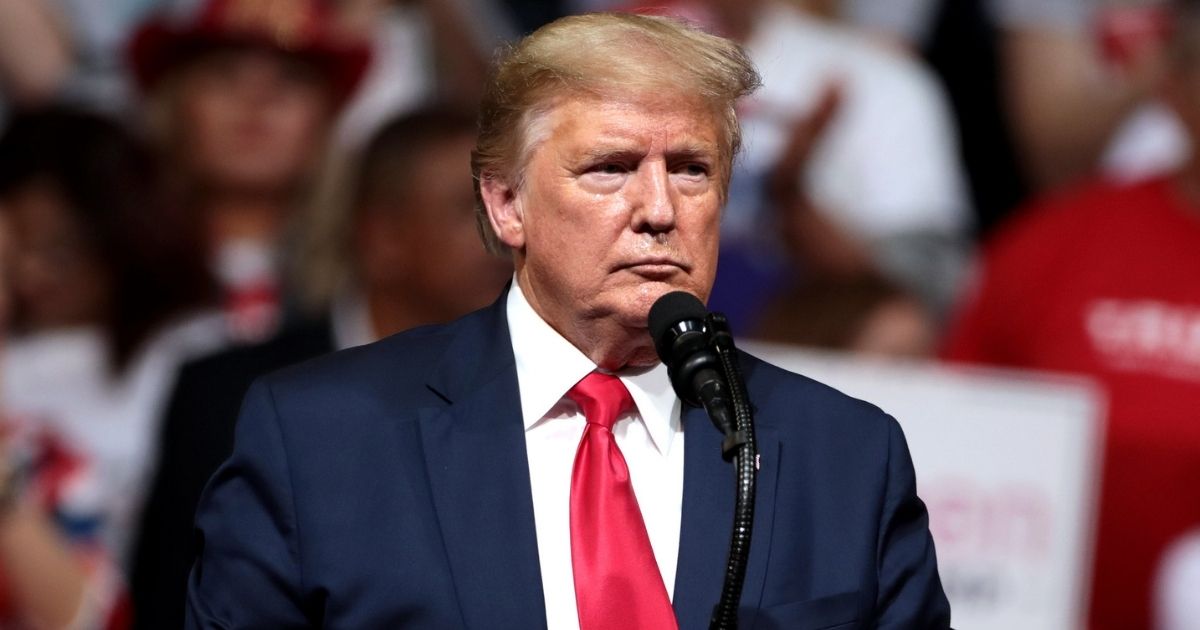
[{"left": 471, "top": 12, "right": 761, "bottom": 253}]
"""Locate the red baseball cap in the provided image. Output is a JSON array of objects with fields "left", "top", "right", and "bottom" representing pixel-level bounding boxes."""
[{"left": 127, "top": 0, "right": 372, "bottom": 106}]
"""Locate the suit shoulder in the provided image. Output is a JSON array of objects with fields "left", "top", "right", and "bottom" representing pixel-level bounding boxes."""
[
  {"left": 236, "top": 301, "right": 510, "bottom": 441},
  {"left": 261, "top": 321, "right": 455, "bottom": 406}
]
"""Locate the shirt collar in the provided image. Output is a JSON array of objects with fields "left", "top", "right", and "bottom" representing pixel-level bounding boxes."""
[{"left": 506, "top": 277, "right": 680, "bottom": 455}]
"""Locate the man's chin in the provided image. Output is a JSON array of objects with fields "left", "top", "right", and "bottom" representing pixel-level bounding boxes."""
[
  {"left": 611, "top": 288, "right": 697, "bottom": 334},
  {"left": 623, "top": 347, "right": 662, "bottom": 369},
  {"left": 628, "top": 280, "right": 709, "bottom": 318}
]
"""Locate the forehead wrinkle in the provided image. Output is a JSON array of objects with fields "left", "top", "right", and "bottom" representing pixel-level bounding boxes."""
[
  {"left": 565, "top": 117, "right": 721, "bottom": 155},
  {"left": 666, "top": 142, "right": 720, "bottom": 160}
]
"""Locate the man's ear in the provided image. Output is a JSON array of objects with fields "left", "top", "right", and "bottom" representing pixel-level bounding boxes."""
[{"left": 480, "top": 175, "right": 525, "bottom": 250}]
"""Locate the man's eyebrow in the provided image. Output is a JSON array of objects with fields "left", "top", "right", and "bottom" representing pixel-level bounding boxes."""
[
  {"left": 577, "top": 142, "right": 720, "bottom": 163},
  {"left": 667, "top": 144, "right": 720, "bottom": 161},
  {"left": 579, "top": 147, "right": 642, "bottom": 162}
]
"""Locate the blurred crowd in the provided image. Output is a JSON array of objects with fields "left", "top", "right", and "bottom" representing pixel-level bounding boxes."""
[{"left": 0, "top": 0, "right": 1196, "bottom": 627}]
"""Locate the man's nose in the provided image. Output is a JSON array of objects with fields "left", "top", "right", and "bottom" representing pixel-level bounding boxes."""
[{"left": 630, "top": 161, "right": 677, "bottom": 234}]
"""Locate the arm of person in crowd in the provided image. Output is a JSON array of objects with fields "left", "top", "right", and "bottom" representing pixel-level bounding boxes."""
[
  {"left": 0, "top": 500, "right": 89, "bottom": 628},
  {"left": 0, "top": 438, "right": 133, "bottom": 630},
  {"left": 874, "top": 416, "right": 951, "bottom": 627},
  {"left": 185, "top": 380, "right": 310, "bottom": 629},
  {"left": 777, "top": 59, "right": 972, "bottom": 319},
  {"left": 1002, "top": 25, "right": 1165, "bottom": 190},
  {"left": 767, "top": 80, "right": 878, "bottom": 280},
  {"left": 0, "top": 0, "right": 73, "bottom": 105}
]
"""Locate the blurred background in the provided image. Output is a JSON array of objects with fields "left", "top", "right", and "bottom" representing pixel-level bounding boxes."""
[{"left": 0, "top": 0, "right": 1197, "bottom": 627}]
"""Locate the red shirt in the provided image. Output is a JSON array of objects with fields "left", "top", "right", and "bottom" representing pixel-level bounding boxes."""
[{"left": 944, "top": 175, "right": 1200, "bottom": 630}]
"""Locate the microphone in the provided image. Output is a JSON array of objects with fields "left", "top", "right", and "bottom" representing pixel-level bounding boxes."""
[
  {"left": 650, "top": 292, "right": 758, "bottom": 630},
  {"left": 648, "top": 291, "right": 736, "bottom": 437}
]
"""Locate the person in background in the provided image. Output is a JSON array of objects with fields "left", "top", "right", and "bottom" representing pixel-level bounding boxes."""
[
  {"left": 993, "top": 0, "right": 1187, "bottom": 190},
  {"left": 0, "top": 200, "right": 127, "bottom": 629},
  {"left": 290, "top": 106, "right": 514, "bottom": 337},
  {"left": 129, "top": 105, "right": 511, "bottom": 630},
  {"left": 0, "top": 108, "right": 221, "bottom": 567},
  {"left": 0, "top": 109, "right": 214, "bottom": 362},
  {"left": 943, "top": 2, "right": 1200, "bottom": 627},
  {"left": 126, "top": 0, "right": 372, "bottom": 343},
  {"left": 0, "top": 106, "right": 222, "bottom": 628}
]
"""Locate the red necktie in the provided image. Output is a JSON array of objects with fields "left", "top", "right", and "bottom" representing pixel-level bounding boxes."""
[{"left": 568, "top": 372, "right": 678, "bottom": 630}]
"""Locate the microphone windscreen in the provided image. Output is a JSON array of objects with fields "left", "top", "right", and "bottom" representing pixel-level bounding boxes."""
[{"left": 648, "top": 291, "right": 707, "bottom": 344}]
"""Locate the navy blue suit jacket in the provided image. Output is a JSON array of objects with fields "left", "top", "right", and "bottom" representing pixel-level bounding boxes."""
[{"left": 185, "top": 297, "right": 950, "bottom": 629}]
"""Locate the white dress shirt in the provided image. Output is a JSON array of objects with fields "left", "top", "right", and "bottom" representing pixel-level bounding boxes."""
[{"left": 507, "top": 279, "right": 685, "bottom": 630}]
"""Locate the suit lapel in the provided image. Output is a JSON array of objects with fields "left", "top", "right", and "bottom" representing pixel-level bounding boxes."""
[
  {"left": 673, "top": 405, "right": 780, "bottom": 630},
  {"left": 417, "top": 297, "right": 547, "bottom": 629}
]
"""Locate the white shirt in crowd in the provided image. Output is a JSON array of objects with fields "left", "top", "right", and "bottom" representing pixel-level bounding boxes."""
[{"left": 1, "top": 310, "right": 227, "bottom": 564}]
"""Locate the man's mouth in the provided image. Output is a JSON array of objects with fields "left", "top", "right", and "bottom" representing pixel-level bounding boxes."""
[{"left": 618, "top": 258, "right": 689, "bottom": 279}]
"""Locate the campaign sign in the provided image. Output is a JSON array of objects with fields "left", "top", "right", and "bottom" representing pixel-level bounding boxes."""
[{"left": 742, "top": 342, "right": 1105, "bottom": 630}]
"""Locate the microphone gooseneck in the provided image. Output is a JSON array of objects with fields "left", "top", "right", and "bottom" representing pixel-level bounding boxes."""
[{"left": 648, "top": 291, "right": 758, "bottom": 630}]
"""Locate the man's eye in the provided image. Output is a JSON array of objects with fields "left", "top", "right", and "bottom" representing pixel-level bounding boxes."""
[
  {"left": 680, "top": 163, "right": 708, "bottom": 177},
  {"left": 591, "top": 163, "right": 627, "bottom": 175}
]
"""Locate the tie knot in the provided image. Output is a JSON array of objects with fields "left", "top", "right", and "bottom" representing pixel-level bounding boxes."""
[{"left": 567, "top": 372, "right": 635, "bottom": 430}]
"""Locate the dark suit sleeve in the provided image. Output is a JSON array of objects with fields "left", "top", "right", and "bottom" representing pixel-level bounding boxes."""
[
  {"left": 185, "top": 379, "right": 313, "bottom": 629},
  {"left": 875, "top": 416, "right": 951, "bottom": 628}
]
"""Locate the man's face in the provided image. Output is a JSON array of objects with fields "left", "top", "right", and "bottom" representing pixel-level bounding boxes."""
[{"left": 485, "top": 94, "right": 725, "bottom": 366}]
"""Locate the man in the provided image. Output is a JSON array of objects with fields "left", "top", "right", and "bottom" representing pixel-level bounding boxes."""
[
  {"left": 186, "top": 13, "right": 949, "bottom": 629},
  {"left": 944, "top": 2, "right": 1200, "bottom": 628}
]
